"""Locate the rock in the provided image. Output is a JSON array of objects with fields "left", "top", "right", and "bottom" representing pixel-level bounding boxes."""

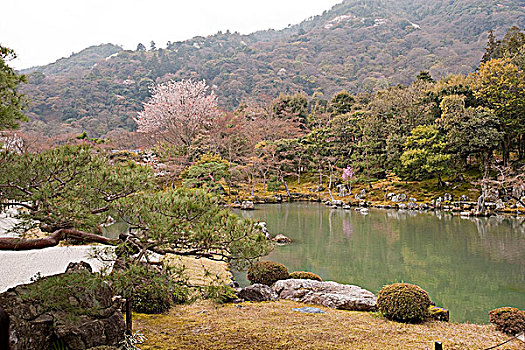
[
  {"left": 460, "top": 195, "right": 470, "bottom": 202},
  {"left": 443, "top": 193, "right": 453, "bottom": 202},
  {"left": 386, "top": 193, "right": 395, "bottom": 199},
  {"left": 272, "top": 279, "right": 377, "bottom": 311},
  {"left": 272, "top": 234, "right": 292, "bottom": 244},
  {"left": 238, "top": 284, "right": 279, "bottom": 302},
  {"left": 342, "top": 205, "right": 351, "bottom": 210},
  {"left": 495, "top": 199, "right": 505, "bottom": 210},
  {"left": 231, "top": 201, "right": 241, "bottom": 209},
  {"left": 359, "top": 208, "right": 369, "bottom": 214},
  {"left": 331, "top": 200, "right": 343, "bottom": 206},
  {"left": 292, "top": 307, "right": 325, "bottom": 314},
  {"left": 407, "top": 202, "right": 419, "bottom": 210},
  {"left": 484, "top": 189, "right": 499, "bottom": 203},
  {"left": 409, "top": 197, "right": 417, "bottom": 202},
  {"left": 256, "top": 222, "right": 270, "bottom": 239},
  {"left": 0, "top": 264, "right": 125, "bottom": 350},
  {"left": 360, "top": 189, "right": 366, "bottom": 197},
  {"left": 419, "top": 203, "right": 429, "bottom": 210},
  {"left": 65, "top": 261, "right": 93, "bottom": 273},
  {"left": 428, "top": 306, "right": 449, "bottom": 322},
  {"left": 240, "top": 201, "right": 255, "bottom": 210},
  {"left": 336, "top": 184, "right": 348, "bottom": 197},
  {"left": 391, "top": 194, "right": 407, "bottom": 203},
  {"left": 100, "top": 215, "right": 116, "bottom": 227},
  {"left": 398, "top": 203, "right": 407, "bottom": 210},
  {"left": 435, "top": 197, "right": 443, "bottom": 208}
]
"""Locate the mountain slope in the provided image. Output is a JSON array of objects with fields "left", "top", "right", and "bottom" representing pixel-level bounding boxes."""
[
  {"left": 20, "top": 43, "right": 123, "bottom": 76},
  {"left": 20, "top": 0, "right": 525, "bottom": 137}
]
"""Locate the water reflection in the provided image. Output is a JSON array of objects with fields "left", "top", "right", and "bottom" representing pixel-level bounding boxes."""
[{"left": 236, "top": 203, "right": 525, "bottom": 324}]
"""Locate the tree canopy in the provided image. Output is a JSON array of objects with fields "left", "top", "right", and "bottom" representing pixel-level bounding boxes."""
[
  {"left": 0, "top": 145, "right": 270, "bottom": 269},
  {"left": 0, "top": 45, "right": 27, "bottom": 130}
]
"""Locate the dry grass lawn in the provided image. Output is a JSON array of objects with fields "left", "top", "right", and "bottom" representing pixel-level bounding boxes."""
[
  {"left": 134, "top": 300, "right": 524, "bottom": 350},
  {"left": 164, "top": 254, "right": 232, "bottom": 286}
]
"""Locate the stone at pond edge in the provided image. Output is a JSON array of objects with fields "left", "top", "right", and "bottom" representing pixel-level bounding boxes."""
[
  {"left": 241, "top": 201, "right": 255, "bottom": 210},
  {"left": 238, "top": 284, "right": 279, "bottom": 302},
  {"left": 272, "top": 279, "right": 377, "bottom": 311},
  {"left": 428, "top": 306, "right": 449, "bottom": 322},
  {"left": 292, "top": 307, "right": 325, "bottom": 314},
  {"left": 272, "top": 234, "right": 292, "bottom": 244},
  {"left": 0, "top": 262, "right": 125, "bottom": 350}
]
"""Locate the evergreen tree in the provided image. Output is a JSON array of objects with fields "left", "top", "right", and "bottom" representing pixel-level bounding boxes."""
[{"left": 0, "top": 46, "right": 28, "bottom": 130}]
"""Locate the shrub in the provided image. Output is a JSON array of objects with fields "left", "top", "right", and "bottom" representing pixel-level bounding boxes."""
[
  {"left": 247, "top": 261, "right": 289, "bottom": 286},
  {"left": 172, "top": 284, "right": 191, "bottom": 305},
  {"left": 489, "top": 307, "right": 525, "bottom": 335},
  {"left": 377, "top": 283, "right": 431, "bottom": 323},
  {"left": 200, "top": 285, "right": 238, "bottom": 304},
  {"left": 108, "top": 262, "right": 190, "bottom": 314},
  {"left": 132, "top": 282, "right": 173, "bottom": 314},
  {"left": 289, "top": 271, "right": 322, "bottom": 281}
]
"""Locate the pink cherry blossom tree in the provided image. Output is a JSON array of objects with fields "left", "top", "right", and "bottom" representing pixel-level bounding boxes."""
[
  {"left": 342, "top": 166, "right": 356, "bottom": 193},
  {"left": 134, "top": 79, "right": 220, "bottom": 149}
]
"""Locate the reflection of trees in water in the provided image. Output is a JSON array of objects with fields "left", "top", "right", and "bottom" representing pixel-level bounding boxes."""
[
  {"left": 341, "top": 212, "right": 353, "bottom": 238},
  {"left": 384, "top": 209, "right": 525, "bottom": 265},
  {"left": 239, "top": 203, "right": 525, "bottom": 323},
  {"left": 470, "top": 216, "right": 525, "bottom": 265}
]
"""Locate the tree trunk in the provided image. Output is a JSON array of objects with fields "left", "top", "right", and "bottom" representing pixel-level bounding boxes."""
[
  {"left": 281, "top": 177, "right": 291, "bottom": 199},
  {"left": 318, "top": 161, "right": 323, "bottom": 188},
  {"left": 519, "top": 134, "right": 524, "bottom": 161},
  {"left": 503, "top": 134, "right": 511, "bottom": 166},
  {"left": 328, "top": 164, "right": 335, "bottom": 201},
  {"left": 0, "top": 229, "right": 118, "bottom": 251},
  {"left": 125, "top": 298, "right": 133, "bottom": 335},
  {"left": 436, "top": 173, "right": 444, "bottom": 187},
  {"left": 279, "top": 170, "right": 291, "bottom": 199}
]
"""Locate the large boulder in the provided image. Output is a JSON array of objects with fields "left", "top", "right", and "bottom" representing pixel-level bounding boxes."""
[
  {"left": 0, "top": 263, "right": 125, "bottom": 350},
  {"left": 272, "top": 279, "right": 377, "bottom": 311},
  {"left": 238, "top": 284, "right": 279, "bottom": 302}
]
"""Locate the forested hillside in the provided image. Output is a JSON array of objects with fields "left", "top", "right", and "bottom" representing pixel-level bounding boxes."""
[{"left": 19, "top": 0, "right": 525, "bottom": 137}]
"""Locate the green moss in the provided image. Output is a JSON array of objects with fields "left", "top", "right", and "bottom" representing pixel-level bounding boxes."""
[
  {"left": 289, "top": 271, "right": 322, "bottom": 281},
  {"left": 247, "top": 261, "right": 289, "bottom": 286}
]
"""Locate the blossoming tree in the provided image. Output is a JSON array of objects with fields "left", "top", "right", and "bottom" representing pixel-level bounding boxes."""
[{"left": 134, "top": 79, "right": 220, "bottom": 149}]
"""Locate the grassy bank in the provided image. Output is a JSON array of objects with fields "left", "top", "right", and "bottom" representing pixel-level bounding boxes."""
[
  {"left": 134, "top": 300, "right": 523, "bottom": 350},
  {"left": 223, "top": 175, "right": 481, "bottom": 204}
]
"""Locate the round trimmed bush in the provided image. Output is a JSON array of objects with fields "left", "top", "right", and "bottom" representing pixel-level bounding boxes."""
[
  {"left": 377, "top": 283, "right": 431, "bottom": 323},
  {"left": 489, "top": 307, "right": 525, "bottom": 335},
  {"left": 289, "top": 271, "right": 322, "bottom": 281},
  {"left": 247, "top": 261, "right": 289, "bottom": 286}
]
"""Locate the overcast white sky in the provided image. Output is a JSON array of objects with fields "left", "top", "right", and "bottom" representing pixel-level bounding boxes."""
[{"left": 1, "top": 0, "right": 343, "bottom": 70}]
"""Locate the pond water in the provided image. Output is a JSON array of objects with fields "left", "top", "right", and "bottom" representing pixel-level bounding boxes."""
[{"left": 235, "top": 203, "right": 525, "bottom": 324}]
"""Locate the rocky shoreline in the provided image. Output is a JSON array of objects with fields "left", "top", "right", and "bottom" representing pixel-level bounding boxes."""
[{"left": 230, "top": 190, "right": 525, "bottom": 217}]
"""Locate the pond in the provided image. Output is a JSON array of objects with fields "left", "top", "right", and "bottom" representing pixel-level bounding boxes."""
[{"left": 235, "top": 203, "right": 525, "bottom": 324}]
